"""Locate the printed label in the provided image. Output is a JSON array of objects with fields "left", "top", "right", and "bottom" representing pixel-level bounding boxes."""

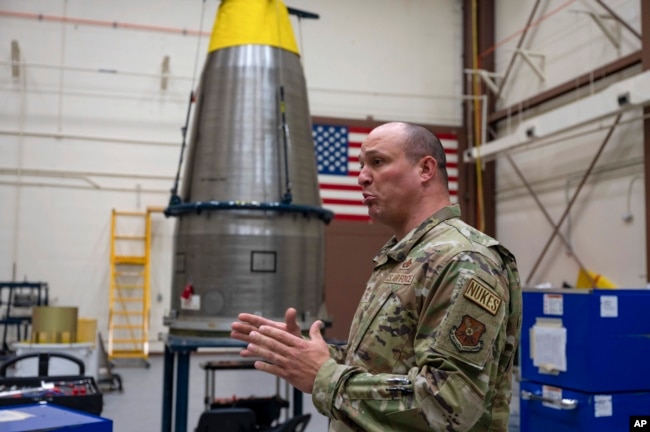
[
  {"left": 600, "top": 295, "right": 618, "bottom": 318},
  {"left": 543, "top": 294, "right": 563, "bottom": 316},
  {"left": 594, "top": 395, "right": 612, "bottom": 418},
  {"left": 463, "top": 279, "right": 501, "bottom": 315},
  {"left": 181, "top": 294, "right": 201, "bottom": 310}
]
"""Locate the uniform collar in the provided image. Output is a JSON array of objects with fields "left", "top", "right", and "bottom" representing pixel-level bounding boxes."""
[{"left": 373, "top": 204, "right": 461, "bottom": 266}]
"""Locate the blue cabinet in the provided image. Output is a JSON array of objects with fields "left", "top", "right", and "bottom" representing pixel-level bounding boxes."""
[
  {"left": 520, "top": 381, "right": 650, "bottom": 432},
  {"left": 520, "top": 288, "right": 650, "bottom": 393},
  {"left": 519, "top": 288, "right": 650, "bottom": 432}
]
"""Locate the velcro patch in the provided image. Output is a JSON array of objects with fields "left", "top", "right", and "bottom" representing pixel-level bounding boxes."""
[
  {"left": 450, "top": 315, "right": 486, "bottom": 352},
  {"left": 385, "top": 273, "right": 414, "bottom": 285},
  {"left": 463, "top": 278, "right": 501, "bottom": 315}
]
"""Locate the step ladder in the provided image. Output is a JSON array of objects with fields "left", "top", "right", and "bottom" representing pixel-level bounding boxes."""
[{"left": 108, "top": 207, "right": 163, "bottom": 366}]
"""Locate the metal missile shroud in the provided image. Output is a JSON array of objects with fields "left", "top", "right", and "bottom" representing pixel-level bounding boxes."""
[
  {"left": 163, "top": 7, "right": 331, "bottom": 337},
  {"left": 165, "top": 200, "right": 334, "bottom": 224}
]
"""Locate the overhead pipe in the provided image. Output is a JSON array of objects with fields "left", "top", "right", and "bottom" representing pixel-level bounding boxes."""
[
  {"left": 0, "top": 129, "right": 179, "bottom": 147},
  {"left": 0, "top": 60, "right": 195, "bottom": 82},
  {"left": 0, "top": 10, "right": 210, "bottom": 37},
  {"left": 0, "top": 167, "right": 174, "bottom": 183},
  {"left": 0, "top": 180, "right": 169, "bottom": 195}
]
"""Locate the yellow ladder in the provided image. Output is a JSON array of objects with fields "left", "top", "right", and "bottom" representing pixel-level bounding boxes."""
[{"left": 108, "top": 207, "right": 163, "bottom": 365}]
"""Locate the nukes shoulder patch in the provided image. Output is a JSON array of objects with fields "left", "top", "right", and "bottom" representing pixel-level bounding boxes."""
[{"left": 463, "top": 278, "right": 501, "bottom": 315}]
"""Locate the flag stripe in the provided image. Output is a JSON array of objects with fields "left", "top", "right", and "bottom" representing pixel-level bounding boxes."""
[
  {"left": 322, "top": 204, "right": 369, "bottom": 216},
  {"left": 437, "top": 132, "right": 458, "bottom": 141},
  {"left": 322, "top": 198, "right": 363, "bottom": 206},
  {"left": 321, "top": 189, "right": 363, "bottom": 199},
  {"left": 320, "top": 183, "right": 361, "bottom": 191},
  {"left": 314, "top": 123, "right": 459, "bottom": 222}
]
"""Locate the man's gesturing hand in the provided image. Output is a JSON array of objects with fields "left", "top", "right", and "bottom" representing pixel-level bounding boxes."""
[{"left": 244, "top": 319, "right": 330, "bottom": 394}]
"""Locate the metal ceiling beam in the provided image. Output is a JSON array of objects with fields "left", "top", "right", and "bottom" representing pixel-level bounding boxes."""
[
  {"left": 526, "top": 114, "right": 622, "bottom": 286},
  {"left": 465, "top": 70, "right": 650, "bottom": 162},
  {"left": 595, "top": 0, "right": 642, "bottom": 40},
  {"left": 494, "top": 0, "right": 542, "bottom": 102},
  {"left": 481, "top": 1, "right": 647, "bottom": 286},
  {"left": 489, "top": 51, "right": 641, "bottom": 124},
  {"left": 504, "top": 154, "right": 595, "bottom": 287}
]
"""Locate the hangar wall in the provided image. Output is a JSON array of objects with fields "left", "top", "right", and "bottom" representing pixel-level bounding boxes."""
[
  {"left": 0, "top": 0, "right": 464, "bottom": 347},
  {"left": 489, "top": 0, "right": 646, "bottom": 289},
  {"left": 0, "top": 0, "right": 647, "bottom": 349}
]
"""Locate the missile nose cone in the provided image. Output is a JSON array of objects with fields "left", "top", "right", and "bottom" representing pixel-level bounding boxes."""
[
  {"left": 165, "top": 0, "right": 326, "bottom": 338},
  {"left": 209, "top": 0, "right": 300, "bottom": 55}
]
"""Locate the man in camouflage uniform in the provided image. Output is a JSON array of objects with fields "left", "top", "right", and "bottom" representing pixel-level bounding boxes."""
[{"left": 231, "top": 122, "right": 522, "bottom": 431}]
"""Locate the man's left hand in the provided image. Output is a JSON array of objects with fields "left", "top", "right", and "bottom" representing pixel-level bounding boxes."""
[{"left": 245, "top": 320, "right": 330, "bottom": 394}]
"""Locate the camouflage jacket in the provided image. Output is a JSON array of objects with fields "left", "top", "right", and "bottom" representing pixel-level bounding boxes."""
[{"left": 312, "top": 205, "right": 522, "bottom": 431}]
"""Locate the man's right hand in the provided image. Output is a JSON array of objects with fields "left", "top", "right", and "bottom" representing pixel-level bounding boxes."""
[{"left": 231, "top": 307, "right": 303, "bottom": 347}]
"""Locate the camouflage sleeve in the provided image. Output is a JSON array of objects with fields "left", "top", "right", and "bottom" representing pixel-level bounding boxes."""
[
  {"left": 328, "top": 343, "right": 347, "bottom": 363},
  {"left": 312, "top": 250, "right": 511, "bottom": 431}
]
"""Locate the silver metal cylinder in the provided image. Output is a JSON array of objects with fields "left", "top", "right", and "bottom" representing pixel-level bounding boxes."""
[{"left": 166, "top": 44, "right": 328, "bottom": 337}]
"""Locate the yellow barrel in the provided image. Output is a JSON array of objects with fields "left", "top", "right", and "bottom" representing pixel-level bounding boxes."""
[
  {"left": 76, "top": 318, "right": 97, "bottom": 347},
  {"left": 31, "top": 306, "right": 78, "bottom": 343}
]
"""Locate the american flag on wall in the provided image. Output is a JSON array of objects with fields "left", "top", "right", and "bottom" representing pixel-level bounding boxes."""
[{"left": 313, "top": 123, "right": 458, "bottom": 222}]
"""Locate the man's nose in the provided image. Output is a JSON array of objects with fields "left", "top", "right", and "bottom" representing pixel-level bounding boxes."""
[{"left": 358, "top": 167, "right": 371, "bottom": 186}]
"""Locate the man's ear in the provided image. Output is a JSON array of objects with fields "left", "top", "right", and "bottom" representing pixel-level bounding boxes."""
[{"left": 419, "top": 156, "right": 437, "bottom": 181}]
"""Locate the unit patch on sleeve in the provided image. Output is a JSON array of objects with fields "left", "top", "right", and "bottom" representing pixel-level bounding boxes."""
[
  {"left": 450, "top": 315, "right": 486, "bottom": 352},
  {"left": 463, "top": 278, "right": 501, "bottom": 315}
]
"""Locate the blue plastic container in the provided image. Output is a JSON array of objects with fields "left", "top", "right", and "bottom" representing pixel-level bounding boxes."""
[{"left": 0, "top": 403, "right": 112, "bottom": 431}]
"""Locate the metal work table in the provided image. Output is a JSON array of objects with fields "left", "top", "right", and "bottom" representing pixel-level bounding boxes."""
[
  {"left": 160, "top": 334, "right": 302, "bottom": 432},
  {"left": 200, "top": 356, "right": 291, "bottom": 428}
]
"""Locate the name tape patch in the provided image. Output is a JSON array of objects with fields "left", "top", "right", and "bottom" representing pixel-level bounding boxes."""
[
  {"left": 386, "top": 273, "right": 414, "bottom": 285},
  {"left": 463, "top": 279, "right": 501, "bottom": 315}
]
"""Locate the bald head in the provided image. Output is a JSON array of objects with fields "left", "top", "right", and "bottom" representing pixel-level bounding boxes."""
[
  {"left": 373, "top": 122, "right": 449, "bottom": 188},
  {"left": 358, "top": 122, "right": 452, "bottom": 238}
]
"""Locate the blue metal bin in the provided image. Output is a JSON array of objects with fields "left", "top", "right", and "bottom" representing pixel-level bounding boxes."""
[
  {"left": 520, "top": 381, "right": 650, "bottom": 432},
  {"left": 520, "top": 288, "right": 650, "bottom": 393}
]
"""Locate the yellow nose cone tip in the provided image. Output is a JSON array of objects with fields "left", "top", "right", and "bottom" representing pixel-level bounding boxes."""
[{"left": 208, "top": 0, "right": 300, "bottom": 55}]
